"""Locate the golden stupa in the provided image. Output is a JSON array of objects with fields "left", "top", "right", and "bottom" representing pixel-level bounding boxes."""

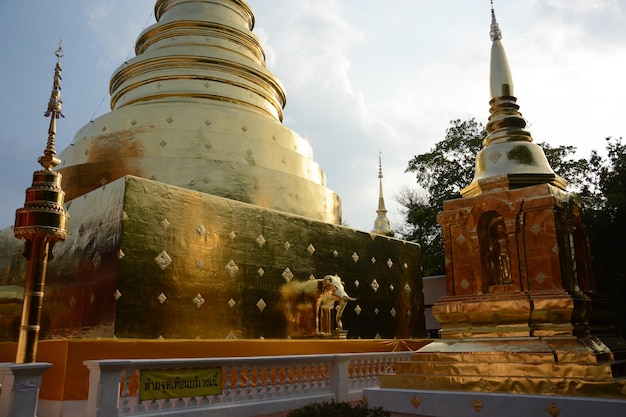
[
  {"left": 57, "top": 0, "right": 341, "bottom": 224},
  {"left": 0, "top": 0, "right": 423, "bottom": 341},
  {"left": 367, "top": 5, "right": 626, "bottom": 416}
]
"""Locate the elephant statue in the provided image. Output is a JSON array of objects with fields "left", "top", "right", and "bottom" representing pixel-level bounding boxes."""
[{"left": 280, "top": 274, "right": 356, "bottom": 336}]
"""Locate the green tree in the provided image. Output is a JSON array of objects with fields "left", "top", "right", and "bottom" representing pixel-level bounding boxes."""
[
  {"left": 394, "top": 185, "right": 444, "bottom": 276},
  {"left": 585, "top": 137, "right": 626, "bottom": 332},
  {"left": 542, "top": 145, "right": 604, "bottom": 209},
  {"left": 405, "top": 118, "right": 485, "bottom": 202},
  {"left": 397, "top": 118, "right": 485, "bottom": 276}
]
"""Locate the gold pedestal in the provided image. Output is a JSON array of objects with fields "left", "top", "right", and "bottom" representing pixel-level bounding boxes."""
[
  {"left": 380, "top": 335, "right": 626, "bottom": 399},
  {"left": 387, "top": 176, "right": 626, "bottom": 401}
]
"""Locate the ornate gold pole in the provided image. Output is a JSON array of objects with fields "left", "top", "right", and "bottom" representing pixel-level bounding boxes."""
[{"left": 14, "top": 42, "right": 69, "bottom": 363}]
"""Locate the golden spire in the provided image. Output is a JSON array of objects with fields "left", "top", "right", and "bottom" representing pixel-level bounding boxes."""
[
  {"left": 488, "top": 1, "right": 513, "bottom": 99},
  {"left": 461, "top": 2, "right": 566, "bottom": 197},
  {"left": 39, "top": 41, "right": 64, "bottom": 171},
  {"left": 372, "top": 151, "right": 394, "bottom": 237}
]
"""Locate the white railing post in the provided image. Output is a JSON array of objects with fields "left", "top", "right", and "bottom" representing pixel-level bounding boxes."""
[
  {"left": 84, "top": 360, "right": 131, "bottom": 417},
  {"left": 331, "top": 355, "right": 350, "bottom": 402},
  {"left": 84, "top": 360, "right": 102, "bottom": 417},
  {"left": 0, "top": 362, "right": 52, "bottom": 417}
]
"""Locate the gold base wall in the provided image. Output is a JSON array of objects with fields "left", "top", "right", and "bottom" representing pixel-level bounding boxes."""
[{"left": 0, "top": 175, "right": 424, "bottom": 340}]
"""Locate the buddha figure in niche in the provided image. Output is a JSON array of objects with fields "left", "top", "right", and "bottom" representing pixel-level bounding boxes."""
[{"left": 479, "top": 211, "right": 513, "bottom": 291}]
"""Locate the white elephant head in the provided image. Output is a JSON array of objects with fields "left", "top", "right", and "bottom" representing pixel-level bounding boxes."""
[{"left": 317, "top": 275, "right": 356, "bottom": 332}]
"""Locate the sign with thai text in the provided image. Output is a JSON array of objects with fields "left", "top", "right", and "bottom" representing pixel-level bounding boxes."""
[{"left": 140, "top": 368, "right": 222, "bottom": 401}]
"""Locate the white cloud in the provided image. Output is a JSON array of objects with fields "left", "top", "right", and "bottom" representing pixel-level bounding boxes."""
[
  {"left": 85, "top": 0, "right": 154, "bottom": 70},
  {"left": 545, "top": 0, "right": 622, "bottom": 13},
  {"left": 259, "top": 1, "right": 364, "bottom": 91},
  {"left": 253, "top": 2, "right": 418, "bottom": 228}
]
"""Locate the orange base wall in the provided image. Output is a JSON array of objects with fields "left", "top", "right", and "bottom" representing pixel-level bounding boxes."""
[{"left": 0, "top": 339, "right": 428, "bottom": 402}]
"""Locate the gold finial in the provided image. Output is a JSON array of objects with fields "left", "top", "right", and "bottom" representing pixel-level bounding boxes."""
[
  {"left": 490, "top": 1, "right": 502, "bottom": 41},
  {"left": 39, "top": 40, "right": 64, "bottom": 171},
  {"left": 378, "top": 149, "right": 383, "bottom": 179}
]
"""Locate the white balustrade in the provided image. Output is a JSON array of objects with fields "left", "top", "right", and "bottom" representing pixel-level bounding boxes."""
[{"left": 84, "top": 351, "right": 413, "bottom": 417}]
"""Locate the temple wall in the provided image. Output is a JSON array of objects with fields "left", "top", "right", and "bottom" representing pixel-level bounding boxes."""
[{"left": 0, "top": 176, "right": 424, "bottom": 340}]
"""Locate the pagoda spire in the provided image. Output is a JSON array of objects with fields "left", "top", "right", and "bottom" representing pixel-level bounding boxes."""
[
  {"left": 372, "top": 151, "right": 394, "bottom": 237},
  {"left": 488, "top": 1, "right": 513, "bottom": 99},
  {"left": 461, "top": 1, "right": 566, "bottom": 197}
]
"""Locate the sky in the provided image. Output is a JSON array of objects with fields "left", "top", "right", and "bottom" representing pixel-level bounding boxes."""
[{"left": 0, "top": 0, "right": 624, "bottom": 235}]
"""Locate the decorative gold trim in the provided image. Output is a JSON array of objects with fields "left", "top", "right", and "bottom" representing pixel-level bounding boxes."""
[
  {"left": 472, "top": 399, "right": 484, "bottom": 413},
  {"left": 411, "top": 396, "right": 421, "bottom": 408},
  {"left": 547, "top": 403, "right": 561, "bottom": 417}
]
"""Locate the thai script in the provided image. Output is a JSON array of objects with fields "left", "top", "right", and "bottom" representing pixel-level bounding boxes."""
[
  {"left": 143, "top": 375, "right": 219, "bottom": 393},
  {"left": 139, "top": 368, "right": 222, "bottom": 400}
]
